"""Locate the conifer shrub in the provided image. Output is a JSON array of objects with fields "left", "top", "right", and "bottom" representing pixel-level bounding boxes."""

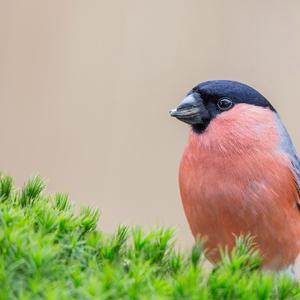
[{"left": 0, "top": 174, "right": 299, "bottom": 299}]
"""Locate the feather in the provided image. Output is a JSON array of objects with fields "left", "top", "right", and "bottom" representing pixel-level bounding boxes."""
[{"left": 275, "top": 113, "right": 300, "bottom": 203}]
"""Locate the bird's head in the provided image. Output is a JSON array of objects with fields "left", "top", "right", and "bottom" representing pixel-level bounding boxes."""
[{"left": 170, "top": 80, "right": 275, "bottom": 133}]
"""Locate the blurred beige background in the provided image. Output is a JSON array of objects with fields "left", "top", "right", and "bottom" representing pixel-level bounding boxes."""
[{"left": 1, "top": 0, "right": 300, "bottom": 248}]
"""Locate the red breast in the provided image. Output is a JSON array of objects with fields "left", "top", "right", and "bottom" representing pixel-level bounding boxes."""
[{"left": 179, "top": 104, "right": 300, "bottom": 270}]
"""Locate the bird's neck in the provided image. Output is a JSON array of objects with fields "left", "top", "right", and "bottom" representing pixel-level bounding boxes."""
[{"left": 188, "top": 104, "right": 279, "bottom": 156}]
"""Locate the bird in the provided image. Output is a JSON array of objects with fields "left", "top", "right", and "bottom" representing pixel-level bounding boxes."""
[{"left": 170, "top": 80, "right": 300, "bottom": 274}]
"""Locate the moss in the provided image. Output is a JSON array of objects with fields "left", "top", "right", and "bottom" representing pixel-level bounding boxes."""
[{"left": 0, "top": 174, "right": 298, "bottom": 299}]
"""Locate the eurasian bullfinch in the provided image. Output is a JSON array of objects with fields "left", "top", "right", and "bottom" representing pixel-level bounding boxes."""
[{"left": 170, "top": 80, "right": 300, "bottom": 273}]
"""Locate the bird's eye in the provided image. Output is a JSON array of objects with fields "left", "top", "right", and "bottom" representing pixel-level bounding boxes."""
[{"left": 217, "top": 98, "right": 233, "bottom": 111}]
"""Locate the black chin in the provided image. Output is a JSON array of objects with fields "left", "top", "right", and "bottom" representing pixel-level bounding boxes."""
[{"left": 192, "top": 121, "right": 210, "bottom": 134}]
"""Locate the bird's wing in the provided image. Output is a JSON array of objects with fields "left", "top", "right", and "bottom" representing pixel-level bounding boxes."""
[
  {"left": 275, "top": 114, "right": 300, "bottom": 196},
  {"left": 291, "top": 159, "right": 300, "bottom": 193}
]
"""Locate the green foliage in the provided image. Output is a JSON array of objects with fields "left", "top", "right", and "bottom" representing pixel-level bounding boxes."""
[{"left": 0, "top": 175, "right": 299, "bottom": 299}]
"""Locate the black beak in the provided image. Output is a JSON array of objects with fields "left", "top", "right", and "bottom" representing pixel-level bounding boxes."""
[{"left": 169, "top": 93, "right": 209, "bottom": 125}]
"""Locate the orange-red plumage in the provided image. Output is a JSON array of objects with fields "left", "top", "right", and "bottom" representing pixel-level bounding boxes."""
[{"left": 179, "top": 104, "right": 300, "bottom": 270}]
